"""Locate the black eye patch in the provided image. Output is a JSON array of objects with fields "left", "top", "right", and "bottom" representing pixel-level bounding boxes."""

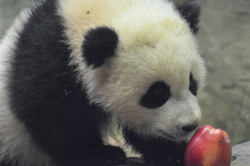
[
  {"left": 140, "top": 81, "right": 171, "bottom": 109},
  {"left": 189, "top": 73, "right": 198, "bottom": 96}
]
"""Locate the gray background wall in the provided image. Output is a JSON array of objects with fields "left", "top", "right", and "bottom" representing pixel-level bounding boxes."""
[
  {"left": 196, "top": 0, "right": 250, "bottom": 145},
  {"left": 0, "top": 0, "right": 250, "bottom": 145},
  {"left": 0, "top": 0, "right": 29, "bottom": 37}
]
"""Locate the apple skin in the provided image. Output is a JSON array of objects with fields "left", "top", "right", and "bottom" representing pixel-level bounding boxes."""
[{"left": 184, "top": 125, "right": 232, "bottom": 166}]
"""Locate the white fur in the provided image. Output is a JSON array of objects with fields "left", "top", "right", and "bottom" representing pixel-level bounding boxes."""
[
  {"left": 59, "top": 0, "right": 206, "bottom": 140},
  {"left": 0, "top": 1, "right": 52, "bottom": 165}
]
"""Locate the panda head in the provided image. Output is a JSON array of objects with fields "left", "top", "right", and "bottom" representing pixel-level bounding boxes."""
[{"left": 80, "top": 1, "right": 206, "bottom": 141}]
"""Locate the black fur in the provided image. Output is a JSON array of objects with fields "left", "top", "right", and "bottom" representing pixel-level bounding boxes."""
[
  {"left": 7, "top": 1, "right": 126, "bottom": 165},
  {"left": 0, "top": 160, "right": 17, "bottom": 166},
  {"left": 140, "top": 81, "right": 171, "bottom": 109},
  {"left": 189, "top": 73, "right": 198, "bottom": 96},
  {"left": 82, "top": 27, "right": 119, "bottom": 69},
  {"left": 123, "top": 127, "right": 187, "bottom": 166},
  {"left": 177, "top": 2, "right": 201, "bottom": 34}
]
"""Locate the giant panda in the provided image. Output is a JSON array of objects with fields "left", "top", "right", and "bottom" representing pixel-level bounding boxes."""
[{"left": 0, "top": 0, "right": 206, "bottom": 165}]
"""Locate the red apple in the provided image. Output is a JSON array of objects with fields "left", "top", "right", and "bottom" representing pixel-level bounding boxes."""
[{"left": 184, "top": 125, "right": 232, "bottom": 166}]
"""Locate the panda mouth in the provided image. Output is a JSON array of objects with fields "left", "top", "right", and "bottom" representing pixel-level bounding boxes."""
[{"left": 158, "top": 130, "right": 178, "bottom": 140}]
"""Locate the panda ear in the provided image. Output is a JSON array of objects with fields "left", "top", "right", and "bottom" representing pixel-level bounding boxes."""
[
  {"left": 82, "top": 27, "right": 119, "bottom": 69},
  {"left": 176, "top": 2, "right": 201, "bottom": 35}
]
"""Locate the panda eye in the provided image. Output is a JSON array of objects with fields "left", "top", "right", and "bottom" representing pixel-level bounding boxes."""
[
  {"left": 140, "top": 81, "right": 171, "bottom": 109},
  {"left": 189, "top": 73, "right": 198, "bottom": 96}
]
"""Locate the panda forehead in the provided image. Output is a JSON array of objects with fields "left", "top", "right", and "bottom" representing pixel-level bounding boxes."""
[
  {"left": 112, "top": 20, "right": 199, "bottom": 91},
  {"left": 113, "top": 27, "right": 197, "bottom": 80},
  {"left": 112, "top": 5, "right": 190, "bottom": 49},
  {"left": 112, "top": 46, "right": 195, "bottom": 89},
  {"left": 111, "top": 5, "right": 197, "bottom": 67}
]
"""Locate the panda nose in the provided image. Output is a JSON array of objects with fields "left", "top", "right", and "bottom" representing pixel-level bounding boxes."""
[{"left": 182, "top": 122, "right": 199, "bottom": 132}]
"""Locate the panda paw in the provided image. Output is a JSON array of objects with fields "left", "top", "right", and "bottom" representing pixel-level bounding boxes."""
[
  {"left": 100, "top": 145, "right": 127, "bottom": 166},
  {"left": 81, "top": 145, "right": 127, "bottom": 166},
  {"left": 145, "top": 157, "right": 185, "bottom": 166}
]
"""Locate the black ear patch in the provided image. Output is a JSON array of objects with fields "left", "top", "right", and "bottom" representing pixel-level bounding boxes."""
[
  {"left": 177, "top": 2, "right": 201, "bottom": 34},
  {"left": 82, "top": 27, "right": 119, "bottom": 68}
]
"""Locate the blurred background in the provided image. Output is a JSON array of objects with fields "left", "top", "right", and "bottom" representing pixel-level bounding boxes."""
[{"left": 0, "top": 0, "right": 249, "bottom": 145}]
